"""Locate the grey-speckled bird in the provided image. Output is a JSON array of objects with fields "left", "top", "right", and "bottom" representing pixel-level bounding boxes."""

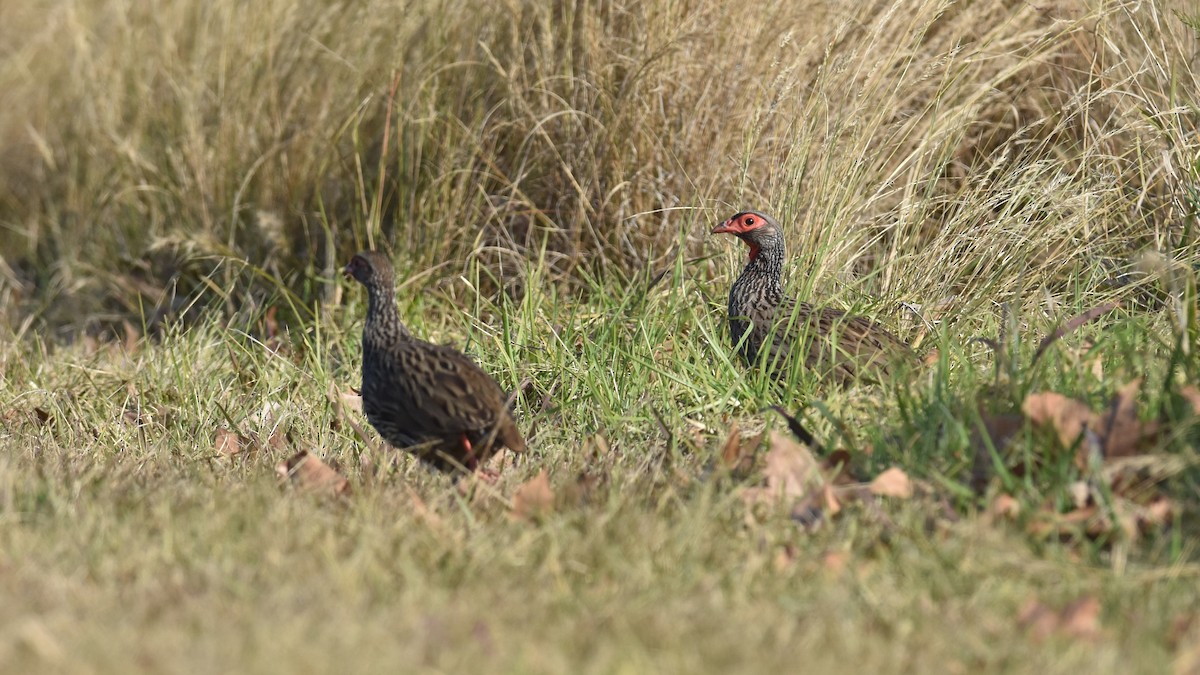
[
  {"left": 344, "top": 250, "right": 525, "bottom": 472},
  {"left": 712, "top": 210, "right": 914, "bottom": 383}
]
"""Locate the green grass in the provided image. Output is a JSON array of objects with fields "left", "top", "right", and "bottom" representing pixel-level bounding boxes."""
[
  {"left": 2, "top": 249, "right": 1199, "bottom": 672},
  {"left": 2, "top": 0, "right": 1200, "bottom": 671}
]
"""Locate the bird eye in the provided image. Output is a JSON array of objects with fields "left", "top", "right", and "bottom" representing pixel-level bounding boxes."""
[{"left": 745, "top": 217, "right": 755, "bottom": 226}]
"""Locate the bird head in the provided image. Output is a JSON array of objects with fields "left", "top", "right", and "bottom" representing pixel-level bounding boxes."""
[
  {"left": 711, "top": 210, "right": 782, "bottom": 261},
  {"left": 343, "top": 250, "right": 395, "bottom": 289}
]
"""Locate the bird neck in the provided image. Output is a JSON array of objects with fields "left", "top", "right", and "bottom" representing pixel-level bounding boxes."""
[
  {"left": 365, "top": 284, "right": 411, "bottom": 341},
  {"left": 739, "top": 238, "right": 785, "bottom": 289}
]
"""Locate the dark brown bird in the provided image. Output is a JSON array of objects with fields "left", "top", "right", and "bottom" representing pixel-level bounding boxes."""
[
  {"left": 344, "top": 250, "right": 525, "bottom": 472},
  {"left": 712, "top": 210, "right": 914, "bottom": 383}
]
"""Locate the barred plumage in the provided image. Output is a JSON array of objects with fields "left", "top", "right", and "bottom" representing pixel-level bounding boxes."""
[
  {"left": 712, "top": 210, "right": 914, "bottom": 383},
  {"left": 344, "top": 251, "right": 525, "bottom": 472}
]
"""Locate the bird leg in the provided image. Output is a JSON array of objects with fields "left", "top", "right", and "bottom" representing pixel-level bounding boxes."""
[{"left": 460, "top": 433, "right": 479, "bottom": 471}]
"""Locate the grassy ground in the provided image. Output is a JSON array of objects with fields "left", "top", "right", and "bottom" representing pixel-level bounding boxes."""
[
  {"left": 2, "top": 0, "right": 1200, "bottom": 672},
  {"left": 0, "top": 269, "right": 1197, "bottom": 674}
]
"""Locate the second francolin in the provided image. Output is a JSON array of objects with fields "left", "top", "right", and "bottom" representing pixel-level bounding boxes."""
[{"left": 712, "top": 210, "right": 914, "bottom": 384}]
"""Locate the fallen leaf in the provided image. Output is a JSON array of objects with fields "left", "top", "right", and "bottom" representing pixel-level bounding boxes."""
[
  {"left": 1022, "top": 392, "right": 1097, "bottom": 451},
  {"left": 762, "top": 430, "right": 822, "bottom": 499},
  {"left": 263, "top": 429, "right": 288, "bottom": 452},
  {"left": 1026, "top": 505, "right": 1100, "bottom": 539},
  {"left": 821, "top": 482, "right": 842, "bottom": 515},
  {"left": 511, "top": 470, "right": 554, "bottom": 521},
  {"left": 773, "top": 544, "right": 798, "bottom": 572},
  {"left": 560, "top": 469, "right": 604, "bottom": 507},
  {"left": 122, "top": 320, "right": 141, "bottom": 354},
  {"left": 1018, "top": 595, "right": 1102, "bottom": 642},
  {"left": 1022, "top": 381, "right": 1158, "bottom": 467},
  {"left": 718, "top": 422, "right": 742, "bottom": 467},
  {"left": 1143, "top": 495, "right": 1175, "bottom": 527},
  {"left": 988, "top": 494, "right": 1021, "bottom": 520},
  {"left": 339, "top": 389, "right": 363, "bottom": 415},
  {"left": 2, "top": 407, "right": 53, "bottom": 428},
  {"left": 122, "top": 405, "right": 147, "bottom": 428},
  {"left": 1067, "top": 481, "right": 1091, "bottom": 509},
  {"left": 214, "top": 429, "right": 241, "bottom": 456},
  {"left": 275, "top": 450, "right": 351, "bottom": 497},
  {"left": 1102, "top": 379, "right": 1159, "bottom": 460},
  {"left": 869, "top": 467, "right": 912, "bottom": 499},
  {"left": 718, "top": 423, "right": 760, "bottom": 474},
  {"left": 974, "top": 412, "right": 1024, "bottom": 453},
  {"left": 740, "top": 431, "right": 828, "bottom": 526},
  {"left": 589, "top": 434, "right": 611, "bottom": 458},
  {"left": 1059, "top": 596, "right": 1103, "bottom": 641},
  {"left": 263, "top": 306, "right": 283, "bottom": 352},
  {"left": 821, "top": 550, "right": 850, "bottom": 575}
]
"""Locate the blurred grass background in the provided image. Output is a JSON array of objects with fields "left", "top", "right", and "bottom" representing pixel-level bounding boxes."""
[{"left": 0, "top": 0, "right": 1195, "bottom": 340}]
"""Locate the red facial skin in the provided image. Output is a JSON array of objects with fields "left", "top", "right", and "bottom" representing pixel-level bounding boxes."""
[{"left": 711, "top": 211, "right": 769, "bottom": 261}]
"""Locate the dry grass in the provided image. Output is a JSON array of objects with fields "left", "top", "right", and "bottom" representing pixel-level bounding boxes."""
[{"left": 0, "top": 0, "right": 1195, "bottom": 330}]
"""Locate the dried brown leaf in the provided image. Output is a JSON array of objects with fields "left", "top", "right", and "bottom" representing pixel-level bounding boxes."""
[
  {"left": 1102, "top": 378, "right": 1159, "bottom": 460},
  {"left": 1022, "top": 392, "right": 1097, "bottom": 451},
  {"left": 264, "top": 430, "right": 288, "bottom": 452},
  {"left": 214, "top": 429, "right": 241, "bottom": 456},
  {"left": 275, "top": 450, "right": 351, "bottom": 497},
  {"left": 1022, "top": 381, "right": 1158, "bottom": 467},
  {"left": 989, "top": 494, "right": 1021, "bottom": 520},
  {"left": 718, "top": 423, "right": 759, "bottom": 475},
  {"left": 1026, "top": 505, "right": 1100, "bottom": 539},
  {"left": 122, "top": 406, "right": 145, "bottom": 428},
  {"left": 869, "top": 467, "right": 913, "bottom": 499},
  {"left": 339, "top": 390, "right": 363, "bottom": 415},
  {"left": 1060, "top": 596, "right": 1103, "bottom": 641},
  {"left": 1018, "top": 595, "right": 1102, "bottom": 642},
  {"left": 821, "top": 550, "right": 849, "bottom": 575},
  {"left": 741, "top": 431, "right": 829, "bottom": 526},
  {"left": 1143, "top": 495, "right": 1175, "bottom": 527},
  {"left": 263, "top": 306, "right": 283, "bottom": 352},
  {"left": 976, "top": 413, "right": 1024, "bottom": 453},
  {"left": 511, "top": 470, "right": 554, "bottom": 521},
  {"left": 763, "top": 430, "right": 822, "bottom": 500},
  {"left": 122, "top": 320, "right": 140, "bottom": 354},
  {"left": 718, "top": 423, "right": 740, "bottom": 466},
  {"left": 773, "top": 544, "right": 798, "bottom": 572}
]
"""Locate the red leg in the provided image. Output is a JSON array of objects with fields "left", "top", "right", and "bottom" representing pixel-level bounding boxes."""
[{"left": 461, "top": 433, "right": 478, "bottom": 470}]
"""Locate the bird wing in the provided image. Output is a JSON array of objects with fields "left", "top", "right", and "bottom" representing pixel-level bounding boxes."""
[
  {"left": 400, "top": 341, "right": 511, "bottom": 436},
  {"left": 768, "top": 297, "right": 914, "bottom": 381}
]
